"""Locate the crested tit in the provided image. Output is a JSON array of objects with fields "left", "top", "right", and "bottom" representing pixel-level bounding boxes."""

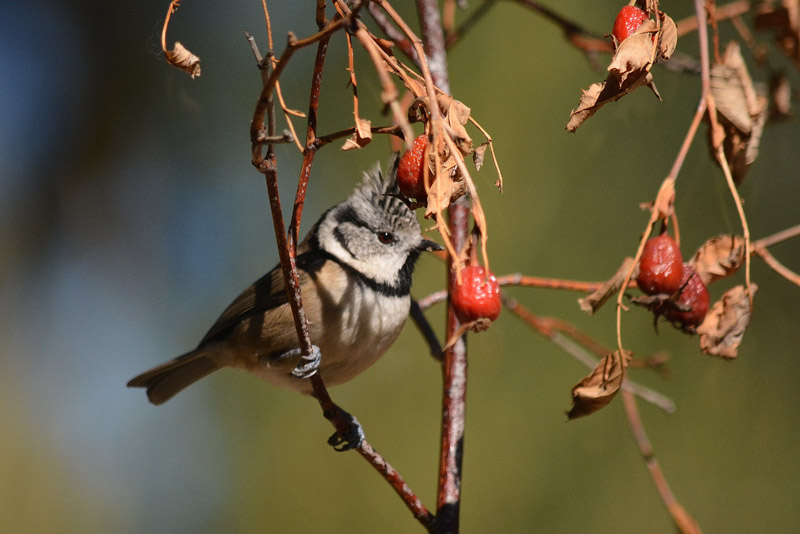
[{"left": 128, "top": 158, "right": 441, "bottom": 405}]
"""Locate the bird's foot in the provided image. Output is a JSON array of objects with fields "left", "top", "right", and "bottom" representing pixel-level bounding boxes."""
[
  {"left": 288, "top": 345, "right": 321, "bottom": 379},
  {"left": 325, "top": 406, "right": 365, "bottom": 452}
]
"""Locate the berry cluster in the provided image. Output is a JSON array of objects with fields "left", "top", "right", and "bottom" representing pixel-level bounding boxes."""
[{"left": 636, "top": 233, "right": 710, "bottom": 330}]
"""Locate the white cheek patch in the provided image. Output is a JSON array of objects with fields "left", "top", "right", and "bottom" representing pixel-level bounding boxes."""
[{"left": 318, "top": 217, "right": 407, "bottom": 287}]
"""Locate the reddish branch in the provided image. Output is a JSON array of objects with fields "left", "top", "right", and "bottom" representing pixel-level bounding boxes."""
[
  {"left": 406, "top": 1, "right": 470, "bottom": 530},
  {"left": 249, "top": 7, "right": 432, "bottom": 527},
  {"left": 504, "top": 294, "right": 694, "bottom": 530},
  {"left": 417, "top": 273, "right": 637, "bottom": 310},
  {"left": 508, "top": 0, "right": 613, "bottom": 55},
  {"left": 622, "top": 392, "right": 702, "bottom": 534}
]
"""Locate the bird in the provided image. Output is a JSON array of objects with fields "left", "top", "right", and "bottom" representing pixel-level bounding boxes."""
[{"left": 127, "top": 157, "right": 442, "bottom": 409}]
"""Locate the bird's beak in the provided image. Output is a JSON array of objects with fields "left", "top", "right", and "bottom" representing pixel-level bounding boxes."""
[{"left": 419, "top": 238, "right": 444, "bottom": 252}]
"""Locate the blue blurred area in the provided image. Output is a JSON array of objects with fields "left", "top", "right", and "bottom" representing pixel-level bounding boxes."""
[{"left": 2, "top": 1, "right": 799, "bottom": 533}]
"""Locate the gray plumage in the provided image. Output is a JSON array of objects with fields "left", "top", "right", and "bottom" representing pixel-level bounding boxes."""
[{"left": 128, "top": 158, "right": 441, "bottom": 404}]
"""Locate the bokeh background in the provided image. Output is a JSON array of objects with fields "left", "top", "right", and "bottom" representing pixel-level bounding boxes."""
[{"left": 2, "top": 1, "right": 799, "bottom": 532}]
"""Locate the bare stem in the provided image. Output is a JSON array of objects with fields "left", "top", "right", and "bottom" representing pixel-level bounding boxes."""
[
  {"left": 357, "top": 441, "right": 434, "bottom": 528},
  {"left": 502, "top": 294, "right": 676, "bottom": 413},
  {"left": 753, "top": 224, "right": 800, "bottom": 249},
  {"left": 622, "top": 392, "right": 702, "bottom": 533}
]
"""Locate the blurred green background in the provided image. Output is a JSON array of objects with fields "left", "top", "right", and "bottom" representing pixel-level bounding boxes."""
[{"left": 2, "top": 1, "right": 799, "bottom": 532}]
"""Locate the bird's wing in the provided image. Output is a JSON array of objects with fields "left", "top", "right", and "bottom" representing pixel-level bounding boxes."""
[{"left": 198, "top": 239, "right": 323, "bottom": 346}]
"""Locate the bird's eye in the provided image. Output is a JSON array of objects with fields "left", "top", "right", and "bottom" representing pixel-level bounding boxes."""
[{"left": 377, "top": 231, "right": 394, "bottom": 244}]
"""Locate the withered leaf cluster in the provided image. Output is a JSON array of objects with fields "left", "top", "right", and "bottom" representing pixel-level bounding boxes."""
[
  {"left": 709, "top": 42, "right": 768, "bottom": 184},
  {"left": 573, "top": 231, "right": 754, "bottom": 417},
  {"left": 567, "top": 12, "right": 677, "bottom": 132}
]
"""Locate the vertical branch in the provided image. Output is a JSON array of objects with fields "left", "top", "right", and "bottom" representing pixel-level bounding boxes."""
[
  {"left": 289, "top": 32, "right": 332, "bottom": 250},
  {"left": 414, "top": 2, "right": 466, "bottom": 530}
]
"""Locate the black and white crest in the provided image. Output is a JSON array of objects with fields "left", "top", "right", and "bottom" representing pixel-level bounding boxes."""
[
  {"left": 347, "top": 156, "right": 419, "bottom": 236},
  {"left": 313, "top": 157, "right": 433, "bottom": 296}
]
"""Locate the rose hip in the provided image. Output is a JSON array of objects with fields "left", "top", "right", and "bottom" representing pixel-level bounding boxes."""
[
  {"left": 636, "top": 234, "right": 684, "bottom": 296},
  {"left": 612, "top": 6, "right": 649, "bottom": 43},
  {"left": 452, "top": 265, "right": 501, "bottom": 324},
  {"left": 664, "top": 263, "right": 710, "bottom": 329},
  {"left": 397, "top": 134, "right": 432, "bottom": 200}
]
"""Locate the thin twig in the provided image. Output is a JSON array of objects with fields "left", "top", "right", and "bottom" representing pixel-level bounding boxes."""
[
  {"left": 754, "top": 246, "right": 800, "bottom": 286},
  {"left": 249, "top": 3, "right": 356, "bottom": 460},
  {"left": 410, "top": 299, "right": 444, "bottom": 361},
  {"left": 251, "top": 18, "right": 350, "bottom": 165},
  {"left": 367, "top": 2, "right": 418, "bottom": 62},
  {"left": 674, "top": 0, "right": 749, "bottom": 38},
  {"left": 315, "top": 124, "right": 404, "bottom": 148},
  {"left": 507, "top": 0, "right": 614, "bottom": 58},
  {"left": 289, "top": 30, "right": 333, "bottom": 248},
  {"left": 622, "top": 392, "right": 702, "bottom": 533},
  {"left": 666, "top": 98, "right": 708, "bottom": 181},
  {"left": 502, "top": 294, "right": 676, "bottom": 414},
  {"left": 357, "top": 441, "right": 434, "bottom": 528},
  {"left": 715, "top": 146, "right": 753, "bottom": 306},
  {"left": 416, "top": 273, "right": 637, "bottom": 311},
  {"left": 445, "top": 0, "right": 498, "bottom": 49},
  {"left": 752, "top": 224, "right": 800, "bottom": 249}
]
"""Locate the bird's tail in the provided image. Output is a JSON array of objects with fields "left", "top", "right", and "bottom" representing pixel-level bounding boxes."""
[{"left": 127, "top": 350, "right": 220, "bottom": 405}]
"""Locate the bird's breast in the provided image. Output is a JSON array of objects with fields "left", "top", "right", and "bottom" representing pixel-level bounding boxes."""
[{"left": 312, "top": 267, "right": 410, "bottom": 386}]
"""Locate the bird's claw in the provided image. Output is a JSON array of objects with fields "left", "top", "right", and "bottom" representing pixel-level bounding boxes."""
[
  {"left": 325, "top": 407, "right": 365, "bottom": 452},
  {"left": 290, "top": 345, "right": 321, "bottom": 379}
]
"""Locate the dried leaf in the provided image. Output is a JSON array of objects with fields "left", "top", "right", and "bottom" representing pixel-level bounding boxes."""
[
  {"left": 442, "top": 96, "right": 473, "bottom": 154},
  {"left": 341, "top": 117, "right": 373, "bottom": 151},
  {"left": 711, "top": 42, "right": 759, "bottom": 133},
  {"left": 652, "top": 176, "right": 676, "bottom": 220},
  {"left": 566, "top": 82, "right": 606, "bottom": 132},
  {"left": 579, "top": 257, "right": 635, "bottom": 315},
  {"left": 697, "top": 284, "right": 757, "bottom": 359},
  {"left": 568, "top": 350, "right": 631, "bottom": 419},
  {"left": 608, "top": 20, "right": 657, "bottom": 85},
  {"left": 709, "top": 42, "right": 769, "bottom": 183},
  {"left": 473, "top": 142, "right": 489, "bottom": 171},
  {"left": 658, "top": 14, "right": 678, "bottom": 60},
  {"left": 689, "top": 235, "right": 746, "bottom": 286},
  {"left": 165, "top": 42, "right": 201, "bottom": 79},
  {"left": 713, "top": 41, "right": 765, "bottom": 177},
  {"left": 566, "top": 71, "right": 655, "bottom": 132},
  {"left": 567, "top": 28, "right": 661, "bottom": 135}
]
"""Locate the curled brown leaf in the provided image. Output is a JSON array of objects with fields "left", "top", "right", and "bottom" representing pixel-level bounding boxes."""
[
  {"left": 579, "top": 257, "right": 636, "bottom": 315},
  {"left": 608, "top": 20, "right": 657, "bottom": 85},
  {"left": 689, "top": 235, "right": 746, "bottom": 286},
  {"left": 710, "top": 41, "right": 769, "bottom": 183},
  {"left": 341, "top": 117, "right": 373, "bottom": 150},
  {"left": 568, "top": 350, "right": 631, "bottom": 419},
  {"left": 658, "top": 13, "right": 678, "bottom": 60},
  {"left": 473, "top": 142, "right": 489, "bottom": 171},
  {"left": 165, "top": 42, "right": 201, "bottom": 79},
  {"left": 697, "top": 284, "right": 757, "bottom": 359}
]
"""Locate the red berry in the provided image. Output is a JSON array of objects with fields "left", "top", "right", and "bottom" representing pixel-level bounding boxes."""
[
  {"left": 664, "top": 263, "right": 710, "bottom": 329},
  {"left": 452, "top": 266, "right": 501, "bottom": 323},
  {"left": 397, "top": 134, "right": 432, "bottom": 199},
  {"left": 636, "top": 234, "right": 684, "bottom": 295},
  {"left": 612, "top": 6, "right": 648, "bottom": 43}
]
